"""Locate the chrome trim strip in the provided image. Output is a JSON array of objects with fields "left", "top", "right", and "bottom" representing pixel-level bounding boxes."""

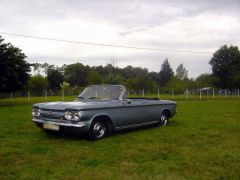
[
  {"left": 115, "top": 120, "right": 159, "bottom": 130},
  {"left": 32, "top": 118, "right": 86, "bottom": 128}
]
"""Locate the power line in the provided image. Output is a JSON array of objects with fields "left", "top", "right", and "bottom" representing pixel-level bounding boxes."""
[{"left": 0, "top": 32, "right": 213, "bottom": 54}]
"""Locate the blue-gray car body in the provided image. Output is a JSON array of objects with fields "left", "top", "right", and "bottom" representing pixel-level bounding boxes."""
[{"left": 32, "top": 85, "right": 176, "bottom": 138}]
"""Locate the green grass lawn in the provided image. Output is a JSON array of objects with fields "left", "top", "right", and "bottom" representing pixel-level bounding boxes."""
[{"left": 0, "top": 98, "right": 240, "bottom": 179}]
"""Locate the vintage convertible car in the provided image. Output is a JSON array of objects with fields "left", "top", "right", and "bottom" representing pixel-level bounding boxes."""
[{"left": 32, "top": 84, "right": 176, "bottom": 140}]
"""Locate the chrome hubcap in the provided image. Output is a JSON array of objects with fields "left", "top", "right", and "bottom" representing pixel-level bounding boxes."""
[
  {"left": 161, "top": 114, "right": 168, "bottom": 126},
  {"left": 93, "top": 122, "right": 106, "bottom": 138}
]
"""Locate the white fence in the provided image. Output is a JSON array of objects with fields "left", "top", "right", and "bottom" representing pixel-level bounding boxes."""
[{"left": 1, "top": 88, "right": 240, "bottom": 101}]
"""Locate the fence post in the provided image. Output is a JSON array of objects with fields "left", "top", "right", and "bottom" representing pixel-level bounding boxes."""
[
  {"left": 62, "top": 89, "right": 64, "bottom": 101},
  {"left": 238, "top": 89, "right": 240, "bottom": 97},
  {"left": 200, "top": 90, "right": 202, "bottom": 100},
  {"left": 172, "top": 90, "right": 174, "bottom": 98},
  {"left": 158, "top": 89, "right": 159, "bottom": 99},
  {"left": 213, "top": 88, "right": 215, "bottom": 99},
  {"left": 225, "top": 89, "right": 227, "bottom": 98},
  {"left": 27, "top": 90, "right": 30, "bottom": 101},
  {"left": 45, "top": 90, "right": 47, "bottom": 101},
  {"left": 10, "top": 92, "right": 13, "bottom": 100},
  {"left": 142, "top": 89, "right": 145, "bottom": 97}
]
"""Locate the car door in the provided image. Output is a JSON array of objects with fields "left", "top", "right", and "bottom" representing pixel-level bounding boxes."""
[{"left": 117, "top": 99, "right": 147, "bottom": 127}]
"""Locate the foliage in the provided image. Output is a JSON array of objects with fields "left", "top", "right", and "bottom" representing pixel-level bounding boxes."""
[
  {"left": 209, "top": 45, "right": 240, "bottom": 88},
  {"left": 31, "top": 63, "right": 42, "bottom": 75},
  {"left": 86, "top": 70, "right": 102, "bottom": 85},
  {"left": 41, "top": 63, "right": 49, "bottom": 77},
  {"left": 164, "top": 77, "right": 188, "bottom": 93},
  {"left": 64, "top": 63, "right": 89, "bottom": 87},
  {"left": 195, "top": 73, "right": 218, "bottom": 88},
  {"left": 176, "top": 63, "right": 188, "bottom": 80},
  {"left": 0, "top": 36, "right": 30, "bottom": 92},
  {"left": 47, "top": 67, "right": 64, "bottom": 90},
  {"left": 28, "top": 75, "right": 48, "bottom": 91},
  {"left": 102, "top": 74, "right": 125, "bottom": 84},
  {"left": 3, "top": 43, "right": 240, "bottom": 93},
  {"left": 126, "top": 76, "right": 157, "bottom": 91},
  {"left": 158, "top": 59, "right": 174, "bottom": 87}
]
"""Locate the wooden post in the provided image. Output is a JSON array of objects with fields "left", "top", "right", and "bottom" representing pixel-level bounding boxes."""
[
  {"left": 158, "top": 90, "right": 159, "bottom": 99},
  {"left": 225, "top": 89, "right": 227, "bottom": 98},
  {"left": 62, "top": 89, "right": 64, "bottom": 101},
  {"left": 45, "top": 90, "right": 47, "bottom": 101},
  {"left": 200, "top": 90, "right": 202, "bottom": 100},
  {"left": 143, "top": 89, "right": 145, "bottom": 97},
  {"left": 213, "top": 88, "right": 215, "bottom": 99},
  {"left": 172, "top": 90, "right": 174, "bottom": 98}
]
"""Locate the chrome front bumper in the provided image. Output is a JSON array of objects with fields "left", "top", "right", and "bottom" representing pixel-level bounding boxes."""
[{"left": 32, "top": 118, "right": 86, "bottom": 128}]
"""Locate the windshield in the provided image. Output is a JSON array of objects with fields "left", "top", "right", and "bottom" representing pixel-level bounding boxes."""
[{"left": 77, "top": 85, "right": 124, "bottom": 100}]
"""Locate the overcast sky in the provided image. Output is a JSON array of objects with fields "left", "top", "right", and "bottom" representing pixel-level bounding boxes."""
[{"left": 0, "top": 0, "right": 240, "bottom": 77}]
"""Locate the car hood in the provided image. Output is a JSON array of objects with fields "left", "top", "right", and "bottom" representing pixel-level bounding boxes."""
[{"left": 33, "top": 101, "right": 117, "bottom": 111}]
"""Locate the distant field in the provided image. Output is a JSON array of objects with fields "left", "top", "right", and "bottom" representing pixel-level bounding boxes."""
[{"left": 0, "top": 97, "right": 240, "bottom": 179}]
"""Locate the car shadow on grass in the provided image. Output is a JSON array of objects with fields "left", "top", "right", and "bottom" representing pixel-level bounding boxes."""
[
  {"left": 43, "top": 130, "right": 88, "bottom": 141},
  {"left": 42, "top": 120, "right": 179, "bottom": 141},
  {"left": 109, "top": 119, "right": 179, "bottom": 138}
]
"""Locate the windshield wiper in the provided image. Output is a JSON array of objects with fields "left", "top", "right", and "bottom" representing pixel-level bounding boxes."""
[
  {"left": 87, "top": 96, "right": 97, "bottom": 99},
  {"left": 77, "top": 96, "right": 85, "bottom": 100}
]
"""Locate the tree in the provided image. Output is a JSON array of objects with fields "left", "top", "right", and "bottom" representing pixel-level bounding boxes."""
[
  {"left": 148, "top": 72, "right": 159, "bottom": 82},
  {"left": 41, "top": 62, "right": 49, "bottom": 77},
  {"left": 0, "top": 36, "right": 30, "bottom": 92},
  {"left": 28, "top": 75, "right": 48, "bottom": 91},
  {"left": 158, "top": 59, "right": 174, "bottom": 87},
  {"left": 176, "top": 63, "right": 188, "bottom": 80},
  {"left": 164, "top": 77, "right": 188, "bottom": 93},
  {"left": 126, "top": 76, "right": 157, "bottom": 91},
  {"left": 102, "top": 74, "right": 124, "bottom": 84},
  {"left": 64, "top": 63, "right": 89, "bottom": 87},
  {"left": 47, "top": 67, "right": 64, "bottom": 90},
  {"left": 31, "top": 63, "right": 42, "bottom": 75},
  {"left": 195, "top": 74, "right": 218, "bottom": 88},
  {"left": 86, "top": 70, "right": 102, "bottom": 85},
  {"left": 209, "top": 45, "right": 240, "bottom": 88}
]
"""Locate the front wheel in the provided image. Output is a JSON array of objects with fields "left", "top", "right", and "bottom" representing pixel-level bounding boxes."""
[
  {"left": 160, "top": 112, "right": 169, "bottom": 126},
  {"left": 88, "top": 120, "right": 108, "bottom": 140}
]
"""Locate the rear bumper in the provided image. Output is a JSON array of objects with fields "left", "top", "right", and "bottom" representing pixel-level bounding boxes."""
[{"left": 32, "top": 118, "right": 89, "bottom": 134}]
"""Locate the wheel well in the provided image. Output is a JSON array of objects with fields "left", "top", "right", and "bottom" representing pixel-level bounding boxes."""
[
  {"left": 92, "top": 115, "right": 114, "bottom": 133},
  {"left": 162, "top": 109, "right": 171, "bottom": 118}
]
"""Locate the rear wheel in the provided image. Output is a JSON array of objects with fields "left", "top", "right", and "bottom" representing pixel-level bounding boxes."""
[
  {"left": 160, "top": 112, "right": 169, "bottom": 126},
  {"left": 88, "top": 120, "right": 108, "bottom": 140}
]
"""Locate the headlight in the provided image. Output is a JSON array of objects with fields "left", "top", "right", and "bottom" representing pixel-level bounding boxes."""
[
  {"left": 32, "top": 108, "right": 40, "bottom": 117},
  {"left": 64, "top": 111, "right": 80, "bottom": 121}
]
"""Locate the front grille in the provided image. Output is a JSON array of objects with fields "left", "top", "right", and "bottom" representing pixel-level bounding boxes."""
[{"left": 40, "top": 109, "right": 65, "bottom": 120}]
